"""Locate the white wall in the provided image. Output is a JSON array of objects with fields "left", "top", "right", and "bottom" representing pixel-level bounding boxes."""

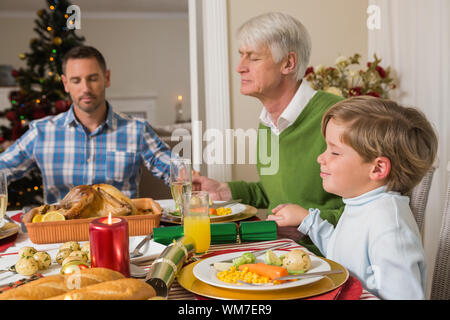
[
  {"left": 0, "top": 13, "right": 190, "bottom": 126},
  {"left": 227, "top": 0, "right": 369, "bottom": 181}
]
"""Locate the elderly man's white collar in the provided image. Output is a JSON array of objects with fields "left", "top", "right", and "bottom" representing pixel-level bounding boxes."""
[{"left": 259, "top": 80, "right": 317, "bottom": 135}]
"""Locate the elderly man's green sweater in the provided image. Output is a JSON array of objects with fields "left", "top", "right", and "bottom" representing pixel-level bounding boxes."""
[{"left": 228, "top": 91, "right": 345, "bottom": 256}]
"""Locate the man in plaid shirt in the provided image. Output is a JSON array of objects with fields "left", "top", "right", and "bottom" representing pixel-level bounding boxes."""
[{"left": 0, "top": 46, "right": 172, "bottom": 204}]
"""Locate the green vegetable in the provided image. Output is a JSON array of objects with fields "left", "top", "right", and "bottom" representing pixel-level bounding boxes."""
[
  {"left": 170, "top": 210, "right": 181, "bottom": 216},
  {"left": 288, "top": 269, "right": 307, "bottom": 275},
  {"left": 264, "top": 250, "right": 282, "bottom": 266},
  {"left": 232, "top": 252, "right": 256, "bottom": 268}
]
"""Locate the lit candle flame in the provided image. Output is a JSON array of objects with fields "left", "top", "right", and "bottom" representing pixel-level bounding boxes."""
[{"left": 108, "top": 212, "right": 112, "bottom": 225}]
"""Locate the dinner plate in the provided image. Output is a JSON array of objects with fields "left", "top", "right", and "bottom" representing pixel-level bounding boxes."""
[
  {"left": 157, "top": 199, "right": 247, "bottom": 221},
  {"left": 178, "top": 258, "right": 349, "bottom": 300},
  {"left": 192, "top": 250, "right": 331, "bottom": 291},
  {"left": 0, "top": 222, "right": 19, "bottom": 240}
]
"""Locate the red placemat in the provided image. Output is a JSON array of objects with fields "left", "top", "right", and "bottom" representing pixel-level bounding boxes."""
[
  {"left": 194, "top": 276, "right": 362, "bottom": 300},
  {"left": 10, "top": 212, "right": 23, "bottom": 223}
]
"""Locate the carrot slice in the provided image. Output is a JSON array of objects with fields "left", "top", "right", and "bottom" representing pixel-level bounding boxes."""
[{"left": 238, "top": 263, "right": 288, "bottom": 280}]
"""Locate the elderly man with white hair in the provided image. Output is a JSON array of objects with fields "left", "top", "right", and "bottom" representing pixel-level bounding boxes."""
[{"left": 193, "top": 12, "right": 344, "bottom": 256}]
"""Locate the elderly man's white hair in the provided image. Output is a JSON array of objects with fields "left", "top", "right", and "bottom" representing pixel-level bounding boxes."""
[{"left": 237, "top": 12, "right": 312, "bottom": 81}]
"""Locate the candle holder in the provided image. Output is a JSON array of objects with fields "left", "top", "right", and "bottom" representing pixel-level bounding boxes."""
[{"left": 89, "top": 215, "right": 130, "bottom": 277}]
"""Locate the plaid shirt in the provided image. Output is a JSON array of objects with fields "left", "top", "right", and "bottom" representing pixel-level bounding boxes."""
[{"left": 0, "top": 103, "right": 172, "bottom": 204}]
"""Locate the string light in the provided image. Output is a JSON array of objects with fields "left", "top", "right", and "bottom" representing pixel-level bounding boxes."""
[
  {"left": 47, "top": 26, "right": 52, "bottom": 31},
  {"left": 49, "top": 57, "right": 54, "bottom": 61},
  {"left": 36, "top": 99, "right": 41, "bottom": 103},
  {"left": 49, "top": 5, "right": 55, "bottom": 10}
]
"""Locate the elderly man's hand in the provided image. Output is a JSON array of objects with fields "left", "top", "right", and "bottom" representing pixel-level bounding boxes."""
[{"left": 192, "top": 172, "right": 232, "bottom": 201}]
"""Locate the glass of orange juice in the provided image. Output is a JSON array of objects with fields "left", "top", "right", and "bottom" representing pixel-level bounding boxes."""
[{"left": 182, "top": 191, "right": 211, "bottom": 254}]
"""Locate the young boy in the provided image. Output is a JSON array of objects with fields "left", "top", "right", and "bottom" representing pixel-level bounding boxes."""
[{"left": 267, "top": 96, "right": 437, "bottom": 300}]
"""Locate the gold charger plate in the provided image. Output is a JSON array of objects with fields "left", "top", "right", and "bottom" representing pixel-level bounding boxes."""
[
  {"left": 161, "top": 205, "right": 257, "bottom": 225},
  {"left": 0, "top": 222, "right": 20, "bottom": 240},
  {"left": 177, "top": 257, "right": 349, "bottom": 300}
]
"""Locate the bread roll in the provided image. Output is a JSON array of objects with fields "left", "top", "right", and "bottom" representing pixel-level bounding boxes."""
[
  {"left": 48, "top": 278, "right": 156, "bottom": 300},
  {"left": 0, "top": 268, "right": 124, "bottom": 300},
  {"left": 64, "top": 267, "right": 124, "bottom": 288}
]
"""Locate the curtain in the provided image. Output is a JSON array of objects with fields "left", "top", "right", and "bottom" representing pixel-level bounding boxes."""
[{"left": 368, "top": 0, "right": 450, "bottom": 298}]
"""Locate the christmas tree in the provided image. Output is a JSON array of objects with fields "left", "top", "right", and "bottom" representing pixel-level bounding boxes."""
[{"left": 0, "top": 0, "right": 85, "bottom": 209}]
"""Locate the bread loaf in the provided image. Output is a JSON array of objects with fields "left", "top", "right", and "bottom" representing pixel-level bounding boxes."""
[
  {"left": 48, "top": 278, "right": 156, "bottom": 300},
  {"left": 0, "top": 267, "right": 124, "bottom": 300},
  {"left": 0, "top": 275, "right": 66, "bottom": 300}
]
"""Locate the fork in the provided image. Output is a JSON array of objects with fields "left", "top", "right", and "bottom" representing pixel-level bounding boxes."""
[
  {"left": 0, "top": 265, "right": 17, "bottom": 275},
  {"left": 209, "top": 242, "right": 291, "bottom": 266},
  {"left": 130, "top": 233, "right": 153, "bottom": 259}
]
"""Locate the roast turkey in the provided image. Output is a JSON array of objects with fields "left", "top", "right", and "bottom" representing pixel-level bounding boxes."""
[{"left": 23, "top": 184, "right": 139, "bottom": 223}]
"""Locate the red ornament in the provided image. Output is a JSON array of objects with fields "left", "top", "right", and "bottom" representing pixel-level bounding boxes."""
[
  {"left": 304, "top": 66, "right": 314, "bottom": 77},
  {"left": 11, "top": 69, "right": 20, "bottom": 78},
  {"left": 366, "top": 91, "right": 381, "bottom": 98},
  {"left": 11, "top": 123, "right": 23, "bottom": 141},
  {"left": 349, "top": 87, "right": 362, "bottom": 96},
  {"left": 375, "top": 66, "right": 386, "bottom": 78},
  {"left": 32, "top": 108, "right": 47, "bottom": 119},
  {"left": 5, "top": 111, "right": 17, "bottom": 122},
  {"left": 54, "top": 100, "right": 69, "bottom": 113}
]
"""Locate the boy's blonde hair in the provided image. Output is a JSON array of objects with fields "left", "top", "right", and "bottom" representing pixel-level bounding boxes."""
[{"left": 321, "top": 96, "right": 438, "bottom": 195}]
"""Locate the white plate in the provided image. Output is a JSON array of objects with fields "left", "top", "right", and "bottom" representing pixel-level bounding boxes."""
[
  {"left": 157, "top": 199, "right": 246, "bottom": 220},
  {"left": 193, "top": 250, "right": 331, "bottom": 291}
]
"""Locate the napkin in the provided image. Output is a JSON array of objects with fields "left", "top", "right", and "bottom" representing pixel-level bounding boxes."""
[
  {"left": 153, "top": 223, "right": 238, "bottom": 246},
  {"left": 210, "top": 223, "right": 237, "bottom": 244},
  {"left": 238, "top": 221, "right": 277, "bottom": 242}
]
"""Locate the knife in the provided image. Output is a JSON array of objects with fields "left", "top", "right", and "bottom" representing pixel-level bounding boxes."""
[
  {"left": 274, "top": 269, "right": 344, "bottom": 280},
  {"left": 211, "top": 199, "right": 242, "bottom": 209},
  {"left": 210, "top": 242, "right": 291, "bottom": 266}
]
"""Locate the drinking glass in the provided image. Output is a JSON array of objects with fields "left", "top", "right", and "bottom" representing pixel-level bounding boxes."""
[
  {"left": 182, "top": 191, "right": 211, "bottom": 254},
  {"left": 0, "top": 172, "right": 7, "bottom": 229},
  {"left": 169, "top": 158, "right": 192, "bottom": 216}
]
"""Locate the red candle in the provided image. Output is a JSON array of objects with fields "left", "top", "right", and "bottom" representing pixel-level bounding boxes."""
[{"left": 89, "top": 213, "right": 130, "bottom": 277}]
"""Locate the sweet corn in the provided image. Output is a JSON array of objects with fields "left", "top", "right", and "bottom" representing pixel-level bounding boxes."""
[
  {"left": 216, "top": 207, "right": 232, "bottom": 216},
  {"left": 217, "top": 266, "right": 272, "bottom": 284}
]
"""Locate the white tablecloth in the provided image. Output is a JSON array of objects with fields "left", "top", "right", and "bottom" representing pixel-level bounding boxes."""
[{"left": 0, "top": 210, "right": 166, "bottom": 287}]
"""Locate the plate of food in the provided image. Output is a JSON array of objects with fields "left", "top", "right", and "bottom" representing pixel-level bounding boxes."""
[
  {"left": 157, "top": 199, "right": 247, "bottom": 221},
  {"left": 192, "top": 249, "right": 331, "bottom": 291}
]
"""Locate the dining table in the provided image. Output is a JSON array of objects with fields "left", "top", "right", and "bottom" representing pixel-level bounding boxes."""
[{"left": 0, "top": 209, "right": 379, "bottom": 300}]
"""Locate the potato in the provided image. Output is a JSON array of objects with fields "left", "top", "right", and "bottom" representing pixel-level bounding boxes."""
[
  {"left": 68, "top": 250, "right": 88, "bottom": 263},
  {"left": 33, "top": 251, "right": 52, "bottom": 270},
  {"left": 62, "top": 256, "right": 84, "bottom": 267},
  {"left": 56, "top": 248, "right": 73, "bottom": 265},
  {"left": 15, "top": 257, "right": 39, "bottom": 276},
  {"left": 282, "top": 249, "right": 312, "bottom": 272},
  {"left": 59, "top": 241, "right": 80, "bottom": 252},
  {"left": 18, "top": 246, "right": 37, "bottom": 259},
  {"left": 81, "top": 242, "right": 90, "bottom": 260}
]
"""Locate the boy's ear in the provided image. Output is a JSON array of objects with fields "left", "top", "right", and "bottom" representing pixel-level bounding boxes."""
[{"left": 369, "top": 156, "right": 391, "bottom": 181}]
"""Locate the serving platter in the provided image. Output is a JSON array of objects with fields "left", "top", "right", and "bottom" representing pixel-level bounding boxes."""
[{"left": 24, "top": 199, "right": 161, "bottom": 244}]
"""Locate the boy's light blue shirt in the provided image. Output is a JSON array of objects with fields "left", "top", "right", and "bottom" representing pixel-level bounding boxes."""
[{"left": 299, "top": 186, "right": 426, "bottom": 300}]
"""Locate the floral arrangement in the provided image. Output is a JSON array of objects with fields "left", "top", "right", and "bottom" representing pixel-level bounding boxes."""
[{"left": 304, "top": 53, "right": 396, "bottom": 98}]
